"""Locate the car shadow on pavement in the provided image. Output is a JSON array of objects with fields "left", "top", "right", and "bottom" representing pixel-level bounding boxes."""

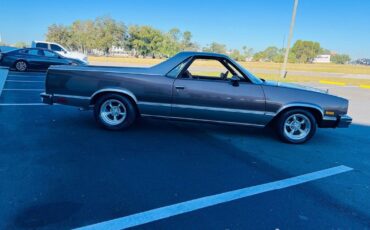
[
  {"left": 5, "top": 112, "right": 281, "bottom": 229},
  {"left": 5, "top": 110, "right": 370, "bottom": 229}
]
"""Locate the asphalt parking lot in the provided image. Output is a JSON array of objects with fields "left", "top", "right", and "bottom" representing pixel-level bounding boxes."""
[{"left": 1, "top": 71, "right": 370, "bottom": 229}]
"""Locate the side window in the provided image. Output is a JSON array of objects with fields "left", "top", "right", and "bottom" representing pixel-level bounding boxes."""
[
  {"left": 183, "top": 58, "right": 232, "bottom": 80},
  {"left": 44, "top": 50, "right": 58, "bottom": 58},
  {"left": 36, "top": 43, "right": 48, "bottom": 49},
  {"left": 167, "top": 58, "right": 191, "bottom": 78},
  {"left": 18, "top": 49, "right": 27, "bottom": 54},
  {"left": 223, "top": 60, "right": 245, "bottom": 80},
  {"left": 50, "top": 44, "right": 63, "bottom": 52},
  {"left": 27, "top": 49, "right": 44, "bottom": 56}
]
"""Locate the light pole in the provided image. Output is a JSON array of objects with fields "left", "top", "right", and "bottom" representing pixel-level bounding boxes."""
[{"left": 281, "top": 0, "right": 299, "bottom": 79}]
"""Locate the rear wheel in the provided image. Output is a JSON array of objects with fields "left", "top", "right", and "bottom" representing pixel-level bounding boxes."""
[
  {"left": 276, "top": 109, "right": 317, "bottom": 144},
  {"left": 15, "top": 60, "right": 28, "bottom": 72},
  {"left": 94, "top": 94, "right": 137, "bottom": 130}
]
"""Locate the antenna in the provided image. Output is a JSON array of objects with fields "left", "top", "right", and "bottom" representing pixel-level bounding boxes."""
[{"left": 280, "top": 0, "right": 299, "bottom": 79}]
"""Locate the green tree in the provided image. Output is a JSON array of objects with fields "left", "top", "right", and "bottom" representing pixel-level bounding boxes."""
[
  {"left": 94, "top": 16, "right": 126, "bottom": 55},
  {"left": 203, "top": 42, "right": 227, "bottom": 54},
  {"left": 319, "top": 48, "right": 331, "bottom": 55},
  {"left": 242, "top": 46, "right": 254, "bottom": 59},
  {"left": 253, "top": 46, "right": 282, "bottom": 62},
  {"left": 230, "top": 49, "right": 245, "bottom": 61},
  {"left": 181, "top": 31, "right": 198, "bottom": 51},
  {"left": 46, "top": 17, "right": 126, "bottom": 54},
  {"left": 160, "top": 28, "right": 181, "bottom": 57},
  {"left": 13, "top": 41, "right": 28, "bottom": 48},
  {"left": 128, "top": 25, "right": 164, "bottom": 57},
  {"left": 331, "top": 54, "right": 351, "bottom": 64},
  {"left": 291, "top": 40, "right": 321, "bottom": 63},
  {"left": 46, "top": 24, "right": 72, "bottom": 48}
]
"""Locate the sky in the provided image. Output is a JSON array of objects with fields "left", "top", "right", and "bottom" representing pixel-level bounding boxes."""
[{"left": 0, "top": 0, "right": 369, "bottom": 59}]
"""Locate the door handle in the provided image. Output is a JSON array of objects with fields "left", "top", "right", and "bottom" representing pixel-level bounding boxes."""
[{"left": 175, "top": 86, "right": 185, "bottom": 90}]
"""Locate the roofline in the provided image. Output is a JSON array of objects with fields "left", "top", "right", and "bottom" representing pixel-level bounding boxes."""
[
  {"left": 176, "top": 51, "right": 229, "bottom": 58},
  {"left": 19, "top": 47, "right": 54, "bottom": 51},
  {"left": 32, "top": 40, "right": 58, "bottom": 44}
]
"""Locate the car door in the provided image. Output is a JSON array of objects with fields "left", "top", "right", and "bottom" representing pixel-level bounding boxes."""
[
  {"left": 24, "top": 49, "right": 46, "bottom": 70},
  {"left": 43, "top": 50, "right": 68, "bottom": 67},
  {"left": 50, "top": 44, "right": 67, "bottom": 57},
  {"left": 171, "top": 57, "right": 268, "bottom": 126}
]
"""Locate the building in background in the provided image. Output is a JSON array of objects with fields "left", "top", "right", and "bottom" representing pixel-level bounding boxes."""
[{"left": 312, "top": 54, "right": 331, "bottom": 63}]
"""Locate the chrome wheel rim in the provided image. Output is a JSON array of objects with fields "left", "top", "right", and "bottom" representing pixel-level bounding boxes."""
[
  {"left": 100, "top": 99, "right": 127, "bottom": 126},
  {"left": 16, "top": 61, "right": 27, "bottom": 71},
  {"left": 284, "top": 114, "right": 311, "bottom": 141}
]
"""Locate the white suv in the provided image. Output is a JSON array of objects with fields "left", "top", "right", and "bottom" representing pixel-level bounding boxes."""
[{"left": 31, "top": 41, "right": 88, "bottom": 64}]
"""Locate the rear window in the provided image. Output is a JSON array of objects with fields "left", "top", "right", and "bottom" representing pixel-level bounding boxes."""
[{"left": 36, "top": 43, "right": 48, "bottom": 49}]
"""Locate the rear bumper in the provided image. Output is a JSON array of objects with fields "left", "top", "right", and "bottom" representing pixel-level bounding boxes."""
[
  {"left": 40, "top": 93, "right": 53, "bottom": 105},
  {"left": 40, "top": 92, "right": 91, "bottom": 109},
  {"left": 321, "top": 114, "right": 352, "bottom": 128}
]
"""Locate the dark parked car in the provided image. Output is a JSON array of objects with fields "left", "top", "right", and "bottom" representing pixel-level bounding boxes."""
[
  {"left": 41, "top": 52, "right": 352, "bottom": 144},
  {"left": 0, "top": 48, "right": 85, "bottom": 71}
]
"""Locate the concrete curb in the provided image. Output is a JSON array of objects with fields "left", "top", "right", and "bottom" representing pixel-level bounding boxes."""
[{"left": 0, "top": 67, "right": 9, "bottom": 97}]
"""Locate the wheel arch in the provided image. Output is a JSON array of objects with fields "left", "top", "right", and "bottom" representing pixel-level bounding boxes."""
[
  {"left": 90, "top": 88, "right": 140, "bottom": 115},
  {"left": 269, "top": 103, "right": 324, "bottom": 126}
]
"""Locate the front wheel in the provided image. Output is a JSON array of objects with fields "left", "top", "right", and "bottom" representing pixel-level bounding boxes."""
[
  {"left": 15, "top": 60, "right": 28, "bottom": 72},
  {"left": 276, "top": 109, "right": 317, "bottom": 144},
  {"left": 94, "top": 94, "right": 137, "bottom": 130}
]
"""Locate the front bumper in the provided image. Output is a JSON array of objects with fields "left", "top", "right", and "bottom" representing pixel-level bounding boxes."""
[
  {"left": 321, "top": 114, "right": 352, "bottom": 128},
  {"left": 40, "top": 93, "right": 53, "bottom": 105},
  {"left": 336, "top": 115, "right": 352, "bottom": 128}
]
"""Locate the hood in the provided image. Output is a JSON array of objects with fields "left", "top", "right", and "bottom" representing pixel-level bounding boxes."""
[
  {"left": 263, "top": 80, "right": 328, "bottom": 94},
  {"left": 68, "top": 51, "right": 87, "bottom": 59},
  {"left": 57, "top": 51, "right": 88, "bottom": 63}
]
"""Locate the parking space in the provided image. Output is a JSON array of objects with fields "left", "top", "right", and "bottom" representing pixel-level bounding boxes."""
[
  {"left": 0, "top": 71, "right": 369, "bottom": 229},
  {"left": 0, "top": 72, "right": 45, "bottom": 104}
]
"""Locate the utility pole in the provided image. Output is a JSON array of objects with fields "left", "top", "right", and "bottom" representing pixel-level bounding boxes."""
[{"left": 281, "top": 0, "right": 299, "bottom": 79}]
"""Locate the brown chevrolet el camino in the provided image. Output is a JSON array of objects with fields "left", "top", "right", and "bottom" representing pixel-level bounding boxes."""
[{"left": 41, "top": 52, "right": 352, "bottom": 144}]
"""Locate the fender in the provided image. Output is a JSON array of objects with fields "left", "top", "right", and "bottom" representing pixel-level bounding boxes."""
[
  {"left": 275, "top": 103, "right": 324, "bottom": 118},
  {"left": 90, "top": 88, "right": 138, "bottom": 104}
]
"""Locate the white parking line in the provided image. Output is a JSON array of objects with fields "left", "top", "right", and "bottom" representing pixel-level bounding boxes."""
[
  {"left": 7, "top": 72, "right": 45, "bottom": 76},
  {"left": 0, "top": 103, "right": 46, "bottom": 106},
  {"left": 0, "top": 68, "right": 9, "bottom": 96},
  {"left": 2, "top": 89, "right": 44, "bottom": 91},
  {"left": 6, "top": 80, "right": 44, "bottom": 83},
  {"left": 7, "top": 75, "right": 45, "bottom": 78},
  {"left": 74, "top": 165, "right": 353, "bottom": 230}
]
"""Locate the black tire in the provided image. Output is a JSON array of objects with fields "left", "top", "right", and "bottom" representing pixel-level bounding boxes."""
[
  {"left": 15, "top": 60, "right": 28, "bottom": 72},
  {"left": 94, "top": 93, "right": 137, "bottom": 130},
  {"left": 276, "top": 109, "right": 317, "bottom": 144}
]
